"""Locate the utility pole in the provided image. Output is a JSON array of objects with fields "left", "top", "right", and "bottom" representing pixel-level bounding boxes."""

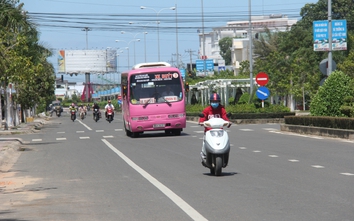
[
  {"left": 82, "top": 27, "right": 92, "bottom": 102},
  {"left": 185, "top": 49, "right": 195, "bottom": 73}
]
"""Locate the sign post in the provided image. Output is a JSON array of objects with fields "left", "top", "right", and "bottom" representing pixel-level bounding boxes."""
[{"left": 255, "top": 72, "right": 270, "bottom": 108}]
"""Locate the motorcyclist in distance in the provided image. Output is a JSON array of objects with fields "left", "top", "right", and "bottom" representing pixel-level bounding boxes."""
[
  {"left": 92, "top": 102, "right": 101, "bottom": 118},
  {"left": 69, "top": 103, "right": 76, "bottom": 111},
  {"left": 104, "top": 100, "right": 115, "bottom": 120}
]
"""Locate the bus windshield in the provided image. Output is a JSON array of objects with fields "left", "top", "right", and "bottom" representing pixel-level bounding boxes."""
[{"left": 129, "top": 72, "right": 183, "bottom": 105}]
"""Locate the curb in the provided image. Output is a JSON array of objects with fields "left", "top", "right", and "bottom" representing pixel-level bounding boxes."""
[{"left": 0, "top": 118, "right": 47, "bottom": 136}]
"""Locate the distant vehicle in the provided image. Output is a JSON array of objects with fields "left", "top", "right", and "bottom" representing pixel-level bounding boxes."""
[
  {"left": 121, "top": 62, "right": 186, "bottom": 138},
  {"left": 50, "top": 101, "right": 63, "bottom": 117}
]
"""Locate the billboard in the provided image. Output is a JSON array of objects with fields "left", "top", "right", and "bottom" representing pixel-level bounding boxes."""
[
  {"left": 58, "top": 50, "right": 117, "bottom": 74},
  {"left": 313, "top": 20, "right": 347, "bottom": 51}
]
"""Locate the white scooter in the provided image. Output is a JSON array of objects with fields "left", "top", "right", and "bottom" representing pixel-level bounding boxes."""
[{"left": 200, "top": 115, "right": 231, "bottom": 176}]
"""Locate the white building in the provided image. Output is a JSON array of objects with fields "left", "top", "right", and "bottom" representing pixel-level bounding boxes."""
[{"left": 198, "top": 14, "right": 298, "bottom": 75}]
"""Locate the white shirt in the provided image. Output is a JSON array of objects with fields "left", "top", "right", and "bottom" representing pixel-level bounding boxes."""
[{"left": 105, "top": 103, "right": 115, "bottom": 110}]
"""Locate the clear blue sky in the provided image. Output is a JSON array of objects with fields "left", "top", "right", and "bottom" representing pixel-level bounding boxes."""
[{"left": 20, "top": 0, "right": 317, "bottom": 82}]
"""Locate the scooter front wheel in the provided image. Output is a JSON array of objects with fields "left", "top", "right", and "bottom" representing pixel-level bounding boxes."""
[{"left": 215, "top": 156, "right": 222, "bottom": 176}]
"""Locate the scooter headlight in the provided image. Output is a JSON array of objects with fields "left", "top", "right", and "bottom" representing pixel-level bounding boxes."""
[{"left": 209, "top": 130, "right": 224, "bottom": 137}]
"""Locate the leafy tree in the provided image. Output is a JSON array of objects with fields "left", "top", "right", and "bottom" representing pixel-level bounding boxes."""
[
  {"left": 218, "top": 37, "right": 232, "bottom": 65},
  {"left": 0, "top": 0, "right": 55, "bottom": 112},
  {"left": 310, "top": 71, "right": 354, "bottom": 116}
]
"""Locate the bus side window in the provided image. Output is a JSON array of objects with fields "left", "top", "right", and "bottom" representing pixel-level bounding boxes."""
[{"left": 122, "top": 85, "right": 128, "bottom": 98}]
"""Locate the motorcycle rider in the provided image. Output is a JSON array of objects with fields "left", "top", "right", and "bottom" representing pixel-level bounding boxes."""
[
  {"left": 92, "top": 102, "right": 101, "bottom": 118},
  {"left": 199, "top": 93, "right": 231, "bottom": 162},
  {"left": 69, "top": 103, "right": 76, "bottom": 111},
  {"left": 104, "top": 100, "right": 115, "bottom": 120}
]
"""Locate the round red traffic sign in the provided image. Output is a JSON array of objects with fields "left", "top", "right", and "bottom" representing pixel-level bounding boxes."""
[{"left": 255, "top": 72, "right": 269, "bottom": 86}]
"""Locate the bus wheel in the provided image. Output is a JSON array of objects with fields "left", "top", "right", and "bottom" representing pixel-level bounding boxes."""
[
  {"left": 124, "top": 122, "right": 132, "bottom": 137},
  {"left": 173, "top": 129, "right": 181, "bottom": 136}
]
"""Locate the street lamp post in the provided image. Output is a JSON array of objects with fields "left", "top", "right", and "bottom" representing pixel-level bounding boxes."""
[
  {"left": 129, "top": 22, "right": 152, "bottom": 62},
  {"left": 121, "top": 31, "right": 140, "bottom": 64},
  {"left": 81, "top": 27, "right": 92, "bottom": 102},
  {"left": 115, "top": 39, "right": 140, "bottom": 68},
  {"left": 144, "top": 32, "right": 148, "bottom": 62},
  {"left": 140, "top": 6, "right": 175, "bottom": 61}
]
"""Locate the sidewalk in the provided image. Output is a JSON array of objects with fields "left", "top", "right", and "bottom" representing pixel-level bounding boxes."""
[{"left": 0, "top": 117, "right": 48, "bottom": 171}]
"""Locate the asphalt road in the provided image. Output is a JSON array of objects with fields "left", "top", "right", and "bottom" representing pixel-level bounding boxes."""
[{"left": 1, "top": 111, "right": 354, "bottom": 221}]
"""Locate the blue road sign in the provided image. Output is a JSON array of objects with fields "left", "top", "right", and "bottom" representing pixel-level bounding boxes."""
[
  {"left": 179, "top": 68, "right": 186, "bottom": 80},
  {"left": 256, "top": 86, "right": 269, "bottom": 100},
  {"left": 196, "top": 59, "right": 214, "bottom": 72}
]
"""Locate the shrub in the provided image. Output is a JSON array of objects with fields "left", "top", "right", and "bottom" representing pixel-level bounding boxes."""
[{"left": 310, "top": 71, "right": 354, "bottom": 117}]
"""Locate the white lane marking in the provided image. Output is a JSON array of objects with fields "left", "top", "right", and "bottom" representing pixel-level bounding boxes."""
[
  {"left": 103, "top": 135, "right": 114, "bottom": 138},
  {"left": 194, "top": 131, "right": 204, "bottom": 134},
  {"left": 253, "top": 150, "right": 261, "bottom": 153},
  {"left": 311, "top": 165, "right": 324, "bottom": 169},
  {"left": 57, "top": 132, "right": 65, "bottom": 134},
  {"left": 115, "top": 129, "right": 123, "bottom": 131},
  {"left": 288, "top": 159, "right": 299, "bottom": 162},
  {"left": 96, "top": 130, "right": 104, "bottom": 133},
  {"left": 56, "top": 138, "right": 67, "bottom": 141},
  {"left": 76, "top": 131, "right": 85, "bottom": 133},
  {"left": 77, "top": 120, "right": 92, "bottom": 131},
  {"left": 239, "top": 147, "right": 247, "bottom": 149},
  {"left": 102, "top": 139, "right": 207, "bottom": 221},
  {"left": 312, "top": 137, "right": 324, "bottom": 139},
  {"left": 269, "top": 131, "right": 282, "bottom": 134},
  {"left": 191, "top": 135, "right": 197, "bottom": 137},
  {"left": 32, "top": 139, "right": 42, "bottom": 142},
  {"left": 340, "top": 173, "right": 354, "bottom": 176},
  {"left": 269, "top": 155, "right": 279, "bottom": 158},
  {"left": 263, "top": 128, "right": 277, "bottom": 131},
  {"left": 80, "top": 137, "right": 90, "bottom": 139},
  {"left": 239, "top": 129, "right": 254, "bottom": 131}
]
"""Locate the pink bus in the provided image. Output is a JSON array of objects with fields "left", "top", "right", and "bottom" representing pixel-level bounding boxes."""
[{"left": 121, "top": 62, "right": 186, "bottom": 138}]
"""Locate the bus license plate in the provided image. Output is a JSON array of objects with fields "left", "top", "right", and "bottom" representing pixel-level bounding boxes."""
[{"left": 153, "top": 124, "right": 165, "bottom": 128}]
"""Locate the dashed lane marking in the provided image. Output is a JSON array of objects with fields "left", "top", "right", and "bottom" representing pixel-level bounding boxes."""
[
  {"left": 76, "top": 131, "right": 85, "bottom": 133},
  {"left": 103, "top": 135, "right": 114, "bottom": 138},
  {"left": 311, "top": 165, "right": 325, "bottom": 169},
  {"left": 253, "top": 150, "right": 261, "bottom": 153},
  {"left": 288, "top": 159, "right": 299, "bottom": 162},
  {"left": 194, "top": 131, "right": 204, "bottom": 133},
  {"left": 340, "top": 173, "right": 354, "bottom": 176},
  {"left": 57, "top": 132, "right": 65, "bottom": 134},
  {"left": 56, "top": 138, "right": 67, "bottom": 141},
  {"left": 79, "top": 137, "right": 90, "bottom": 139},
  {"left": 239, "top": 129, "right": 254, "bottom": 131},
  {"left": 115, "top": 129, "right": 123, "bottom": 131},
  {"left": 32, "top": 139, "right": 42, "bottom": 142},
  {"left": 96, "top": 130, "right": 104, "bottom": 133},
  {"left": 239, "top": 147, "right": 247, "bottom": 149},
  {"left": 269, "top": 155, "right": 279, "bottom": 158},
  {"left": 263, "top": 128, "right": 278, "bottom": 131}
]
